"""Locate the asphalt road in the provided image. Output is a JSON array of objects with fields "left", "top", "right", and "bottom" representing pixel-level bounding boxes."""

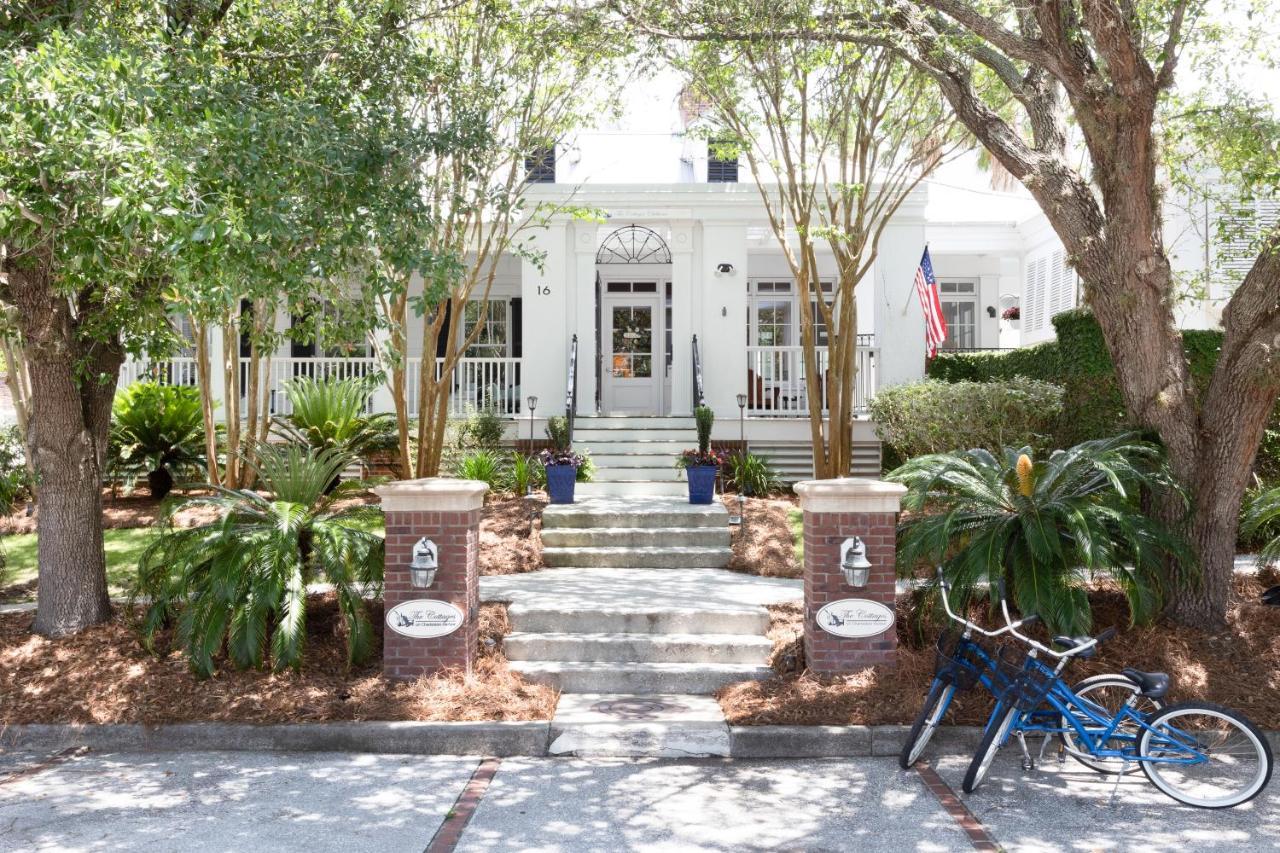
[{"left": 1, "top": 748, "right": 1276, "bottom": 852}]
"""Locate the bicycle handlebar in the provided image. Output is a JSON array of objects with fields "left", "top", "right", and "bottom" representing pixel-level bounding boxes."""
[
  {"left": 1000, "top": 595, "right": 1116, "bottom": 659},
  {"left": 935, "top": 567, "right": 1035, "bottom": 638}
]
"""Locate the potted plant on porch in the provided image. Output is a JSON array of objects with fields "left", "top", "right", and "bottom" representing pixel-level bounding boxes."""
[
  {"left": 541, "top": 416, "right": 583, "bottom": 504},
  {"left": 677, "top": 405, "right": 728, "bottom": 505}
]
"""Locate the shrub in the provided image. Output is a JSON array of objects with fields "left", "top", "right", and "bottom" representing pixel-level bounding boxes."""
[
  {"left": 694, "top": 405, "right": 714, "bottom": 453},
  {"left": 726, "top": 451, "right": 780, "bottom": 496},
  {"left": 891, "top": 435, "right": 1190, "bottom": 635},
  {"left": 461, "top": 408, "right": 506, "bottom": 450},
  {"left": 455, "top": 448, "right": 505, "bottom": 489},
  {"left": 510, "top": 452, "right": 544, "bottom": 494},
  {"left": 135, "top": 445, "right": 383, "bottom": 676},
  {"left": 274, "top": 376, "right": 396, "bottom": 460},
  {"left": 110, "top": 381, "right": 207, "bottom": 499},
  {"left": 870, "top": 377, "right": 1064, "bottom": 461},
  {"left": 545, "top": 415, "right": 571, "bottom": 450},
  {"left": 0, "top": 425, "right": 33, "bottom": 514}
]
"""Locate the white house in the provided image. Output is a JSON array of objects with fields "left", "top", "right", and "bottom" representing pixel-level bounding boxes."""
[{"left": 125, "top": 74, "right": 1252, "bottom": 493}]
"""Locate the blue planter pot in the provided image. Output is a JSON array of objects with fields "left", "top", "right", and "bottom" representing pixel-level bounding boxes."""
[
  {"left": 686, "top": 465, "right": 718, "bottom": 505},
  {"left": 546, "top": 464, "right": 578, "bottom": 504}
]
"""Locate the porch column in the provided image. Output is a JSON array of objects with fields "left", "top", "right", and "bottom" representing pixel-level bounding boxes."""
[
  {"left": 369, "top": 325, "right": 395, "bottom": 414},
  {"left": 700, "top": 222, "right": 749, "bottom": 416},
  {"left": 206, "top": 322, "right": 227, "bottom": 417},
  {"left": 571, "top": 222, "right": 598, "bottom": 414},
  {"left": 521, "top": 222, "right": 569, "bottom": 420},
  {"left": 796, "top": 477, "right": 906, "bottom": 674},
  {"left": 669, "top": 221, "right": 696, "bottom": 415},
  {"left": 375, "top": 477, "right": 487, "bottom": 680}
]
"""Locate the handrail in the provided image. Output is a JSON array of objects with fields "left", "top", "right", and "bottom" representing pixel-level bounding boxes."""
[
  {"left": 565, "top": 334, "right": 578, "bottom": 445},
  {"left": 691, "top": 334, "right": 706, "bottom": 409}
]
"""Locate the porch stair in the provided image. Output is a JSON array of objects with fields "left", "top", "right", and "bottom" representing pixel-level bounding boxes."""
[
  {"left": 572, "top": 415, "right": 696, "bottom": 498},
  {"left": 494, "top": 498, "right": 779, "bottom": 695}
]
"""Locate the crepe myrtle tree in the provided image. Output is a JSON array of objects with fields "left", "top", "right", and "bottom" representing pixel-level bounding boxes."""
[
  {"left": 663, "top": 1, "right": 968, "bottom": 478},
  {"left": 617, "top": 0, "right": 1280, "bottom": 628}
]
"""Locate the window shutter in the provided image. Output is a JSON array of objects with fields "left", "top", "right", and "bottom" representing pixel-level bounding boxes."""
[
  {"left": 1024, "top": 256, "right": 1048, "bottom": 332},
  {"left": 510, "top": 298, "right": 522, "bottom": 358},
  {"left": 524, "top": 146, "right": 555, "bottom": 183},
  {"left": 435, "top": 302, "right": 452, "bottom": 359},
  {"left": 707, "top": 138, "right": 739, "bottom": 183}
]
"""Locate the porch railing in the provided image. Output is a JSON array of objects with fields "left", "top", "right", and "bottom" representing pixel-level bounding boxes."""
[
  {"left": 745, "top": 343, "right": 879, "bottom": 417},
  {"left": 118, "top": 356, "right": 199, "bottom": 388},
  {"left": 403, "top": 356, "right": 524, "bottom": 418}
]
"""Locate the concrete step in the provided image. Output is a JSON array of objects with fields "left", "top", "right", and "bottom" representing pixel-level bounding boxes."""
[
  {"left": 506, "top": 604, "right": 769, "bottom": 636},
  {"left": 542, "top": 545, "right": 732, "bottom": 569},
  {"left": 540, "top": 526, "right": 731, "bottom": 548},
  {"left": 588, "top": 453, "right": 684, "bottom": 468},
  {"left": 590, "top": 467, "right": 683, "bottom": 482},
  {"left": 504, "top": 632, "right": 772, "bottom": 664},
  {"left": 510, "top": 660, "right": 772, "bottom": 694},
  {"left": 573, "top": 480, "right": 696, "bottom": 498},
  {"left": 542, "top": 497, "right": 727, "bottom": 528},
  {"left": 548, "top": 693, "right": 730, "bottom": 757},
  {"left": 576, "top": 416, "right": 696, "bottom": 430},
  {"left": 575, "top": 440, "right": 687, "bottom": 454}
]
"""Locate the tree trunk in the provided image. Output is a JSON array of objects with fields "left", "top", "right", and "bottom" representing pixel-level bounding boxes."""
[{"left": 9, "top": 267, "right": 121, "bottom": 636}]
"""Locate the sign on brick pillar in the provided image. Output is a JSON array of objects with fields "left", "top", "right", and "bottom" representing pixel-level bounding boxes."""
[
  {"left": 373, "top": 478, "right": 488, "bottom": 681},
  {"left": 794, "top": 478, "right": 908, "bottom": 674}
]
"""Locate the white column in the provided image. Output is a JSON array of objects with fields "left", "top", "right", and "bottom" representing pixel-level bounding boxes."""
[
  {"left": 874, "top": 220, "right": 929, "bottom": 388},
  {"left": 369, "top": 323, "right": 394, "bottom": 413},
  {"left": 668, "top": 221, "right": 696, "bottom": 415},
  {"left": 571, "top": 223, "right": 599, "bottom": 414},
  {"left": 206, "top": 321, "right": 226, "bottom": 413},
  {"left": 700, "top": 222, "right": 749, "bottom": 416},
  {"left": 521, "top": 222, "right": 570, "bottom": 419}
]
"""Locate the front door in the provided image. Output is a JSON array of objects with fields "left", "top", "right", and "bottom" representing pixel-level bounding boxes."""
[{"left": 602, "top": 287, "right": 661, "bottom": 414}]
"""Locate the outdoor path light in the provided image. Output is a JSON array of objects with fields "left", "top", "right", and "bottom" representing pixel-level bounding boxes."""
[
  {"left": 840, "top": 536, "right": 872, "bottom": 588},
  {"left": 409, "top": 537, "right": 438, "bottom": 588}
]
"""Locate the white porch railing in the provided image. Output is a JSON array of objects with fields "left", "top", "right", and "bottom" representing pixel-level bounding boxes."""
[
  {"left": 118, "top": 355, "right": 523, "bottom": 418},
  {"left": 745, "top": 342, "right": 879, "bottom": 417}
]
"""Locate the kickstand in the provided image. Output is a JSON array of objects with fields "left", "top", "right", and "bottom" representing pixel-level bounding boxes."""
[
  {"left": 1037, "top": 734, "right": 1054, "bottom": 765},
  {"left": 1016, "top": 732, "right": 1036, "bottom": 772},
  {"left": 1108, "top": 759, "right": 1130, "bottom": 807}
]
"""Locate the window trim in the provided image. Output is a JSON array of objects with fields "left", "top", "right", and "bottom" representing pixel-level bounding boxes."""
[{"left": 936, "top": 279, "right": 979, "bottom": 351}]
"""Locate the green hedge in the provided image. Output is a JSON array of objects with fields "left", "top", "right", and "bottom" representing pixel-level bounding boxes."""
[{"left": 925, "top": 309, "right": 1280, "bottom": 477}]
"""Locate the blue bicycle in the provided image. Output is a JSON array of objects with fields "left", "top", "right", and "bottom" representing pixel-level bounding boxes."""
[
  {"left": 962, "top": 597, "right": 1273, "bottom": 808},
  {"left": 900, "top": 572, "right": 1153, "bottom": 772}
]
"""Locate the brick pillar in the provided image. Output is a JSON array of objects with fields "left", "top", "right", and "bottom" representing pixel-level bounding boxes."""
[
  {"left": 374, "top": 478, "right": 488, "bottom": 681},
  {"left": 794, "top": 478, "right": 907, "bottom": 674}
]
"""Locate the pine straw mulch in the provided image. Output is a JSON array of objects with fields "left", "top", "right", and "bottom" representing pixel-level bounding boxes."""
[
  {"left": 722, "top": 494, "right": 801, "bottom": 579},
  {"left": 0, "top": 595, "right": 557, "bottom": 725},
  {"left": 720, "top": 570, "right": 1280, "bottom": 729},
  {"left": 480, "top": 493, "right": 545, "bottom": 575},
  {"left": 0, "top": 489, "right": 227, "bottom": 535}
]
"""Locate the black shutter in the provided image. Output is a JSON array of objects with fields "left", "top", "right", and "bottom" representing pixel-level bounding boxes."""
[
  {"left": 524, "top": 146, "right": 556, "bottom": 183},
  {"left": 435, "top": 302, "right": 452, "bottom": 358},
  {"left": 239, "top": 300, "right": 254, "bottom": 357},
  {"left": 290, "top": 314, "right": 316, "bottom": 358},
  {"left": 510, "top": 298, "right": 522, "bottom": 358},
  {"left": 707, "top": 138, "right": 739, "bottom": 183}
]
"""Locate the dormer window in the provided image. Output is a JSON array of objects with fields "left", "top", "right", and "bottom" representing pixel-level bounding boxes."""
[
  {"left": 707, "top": 138, "right": 738, "bottom": 183},
  {"left": 524, "top": 145, "right": 555, "bottom": 183}
]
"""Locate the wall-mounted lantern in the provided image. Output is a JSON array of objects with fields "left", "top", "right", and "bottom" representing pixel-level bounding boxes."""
[
  {"left": 409, "top": 537, "right": 439, "bottom": 588},
  {"left": 715, "top": 262, "right": 736, "bottom": 276},
  {"left": 840, "top": 536, "right": 872, "bottom": 588}
]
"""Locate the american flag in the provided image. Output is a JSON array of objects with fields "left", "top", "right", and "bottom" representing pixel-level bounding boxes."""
[{"left": 913, "top": 247, "right": 947, "bottom": 358}]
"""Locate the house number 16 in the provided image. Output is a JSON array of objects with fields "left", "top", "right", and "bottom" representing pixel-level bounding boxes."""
[{"left": 537, "top": 285, "right": 551, "bottom": 295}]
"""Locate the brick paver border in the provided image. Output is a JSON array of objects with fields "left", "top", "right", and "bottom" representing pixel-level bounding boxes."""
[
  {"left": 915, "top": 762, "right": 1002, "bottom": 851},
  {"left": 426, "top": 756, "right": 501, "bottom": 853}
]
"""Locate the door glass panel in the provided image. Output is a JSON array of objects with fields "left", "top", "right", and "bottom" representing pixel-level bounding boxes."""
[{"left": 611, "top": 305, "right": 653, "bottom": 378}]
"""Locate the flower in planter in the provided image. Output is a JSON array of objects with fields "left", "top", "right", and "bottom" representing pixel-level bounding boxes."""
[
  {"left": 538, "top": 448, "right": 585, "bottom": 468},
  {"left": 1001, "top": 305, "right": 1021, "bottom": 321},
  {"left": 676, "top": 448, "right": 731, "bottom": 469}
]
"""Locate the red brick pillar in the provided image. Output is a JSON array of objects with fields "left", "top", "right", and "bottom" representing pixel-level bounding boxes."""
[
  {"left": 374, "top": 478, "right": 488, "bottom": 681},
  {"left": 794, "top": 478, "right": 907, "bottom": 674}
]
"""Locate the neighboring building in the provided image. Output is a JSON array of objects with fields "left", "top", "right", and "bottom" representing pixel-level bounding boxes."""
[{"left": 124, "top": 75, "right": 1258, "bottom": 489}]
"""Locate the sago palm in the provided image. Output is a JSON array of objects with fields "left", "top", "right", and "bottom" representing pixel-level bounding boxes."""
[
  {"left": 110, "top": 382, "right": 207, "bottom": 499},
  {"left": 890, "top": 435, "right": 1190, "bottom": 635},
  {"left": 274, "top": 375, "right": 396, "bottom": 459},
  {"left": 136, "top": 444, "right": 384, "bottom": 676}
]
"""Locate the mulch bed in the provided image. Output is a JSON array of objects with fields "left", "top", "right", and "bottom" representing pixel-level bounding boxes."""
[
  {"left": 480, "top": 493, "right": 545, "bottom": 575},
  {"left": 723, "top": 494, "right": 801, "bottom": 579},
  {"left": 0, "top": 489, "right": 227, "bottom": 535},
  {"left": 0, "top": 596, "right": 557, "bottom": 724},
  {"left": 720, "top": 570, "right": 1280, "bottom": 729}
]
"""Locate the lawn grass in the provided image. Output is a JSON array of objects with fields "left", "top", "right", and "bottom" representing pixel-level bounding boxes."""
[
  {"left": 3, "top": 527, "right": 156, "bottom": 596},
  {"left": 787, "top": 506, "right": 803, "bottom": 566}
]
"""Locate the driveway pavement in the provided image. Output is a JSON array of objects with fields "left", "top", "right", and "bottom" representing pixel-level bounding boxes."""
[{"left": 1, "top": 748, "right": 1277, "bottom": 852}]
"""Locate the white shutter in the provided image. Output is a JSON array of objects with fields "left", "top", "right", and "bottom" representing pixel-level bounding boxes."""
[
  {"left": 1217, "top": 199, "right": 1280, "bottom": 286},
  {"left": 1047, "top": 249, "right": 1077, "bottom": 316},
  {"left": 1024, "top": 255, "right": 1048, "bottom": 332}
]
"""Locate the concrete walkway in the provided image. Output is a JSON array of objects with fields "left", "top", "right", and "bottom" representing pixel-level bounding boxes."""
[
  {"left": 479, "top": 566, "right": 802, "bottom": 612},
  {"left": 3, "top": 748, "right": 1277, "bottom": 852}
]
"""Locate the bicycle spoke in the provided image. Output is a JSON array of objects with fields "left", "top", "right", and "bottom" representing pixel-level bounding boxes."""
[{"left": 1141, "top": 708, "right": 1270, "bottom": 808}]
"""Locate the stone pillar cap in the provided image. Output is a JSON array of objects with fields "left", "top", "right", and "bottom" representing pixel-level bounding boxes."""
[
  {"left": 794, "top": 477, "right": 908, "bottom": 514},
  {"left": 374, "top": 477, "right": 488, "bottom": 512}
]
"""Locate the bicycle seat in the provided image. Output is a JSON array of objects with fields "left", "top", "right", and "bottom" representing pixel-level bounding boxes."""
[
  {"left": 1121, "top": 667, "right": 1170, "bottom": 699},
  {"left": 1052, "top": 635, "right": 1098, "bottom": 658}
]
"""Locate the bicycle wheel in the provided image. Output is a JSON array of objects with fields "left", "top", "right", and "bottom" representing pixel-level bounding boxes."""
[
  {"left": 962, "top": 704, "right": 1017, "bottom": 794},
  {"left": 900, "top": 679, "right": 957, "bottom": 769},
  {"left": 1139, "top": 702, "right": 1273, "bottom": 808},
  {"left": 1060, "top": 673, "right": 1166, "bottom": 775}
]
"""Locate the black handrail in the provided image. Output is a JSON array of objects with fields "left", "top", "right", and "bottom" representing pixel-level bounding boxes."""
[
  {"left": 691, "top": 334, "right": 706, "bottom": 409},
  {"left": 565, "top": 334, "right": 578, "bottom": 444}
]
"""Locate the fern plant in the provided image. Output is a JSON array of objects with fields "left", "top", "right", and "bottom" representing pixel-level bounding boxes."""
[
  {"left": 110, "top": 381, "right": 207, "bottom": 499},
  {"left": 890, "top": 434, "right": 1190, "bottom": 634},
  {"left": 135, "top": 445, "right": 384, "bottom": 676}
]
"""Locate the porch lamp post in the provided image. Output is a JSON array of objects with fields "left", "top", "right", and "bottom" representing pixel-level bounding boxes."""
[
  {"left": 526, "top": 395, "right": 538, "bottom": 497},
  {"left": 730, "top": 393, "right": 749, "bottom": 527}
]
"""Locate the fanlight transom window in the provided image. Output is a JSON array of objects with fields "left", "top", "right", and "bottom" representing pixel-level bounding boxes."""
[{"left": 596, "top": 225, "right": 672, "bottom": 265}]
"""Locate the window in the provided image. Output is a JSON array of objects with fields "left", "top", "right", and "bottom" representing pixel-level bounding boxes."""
[
  {"left": 461, "top": 300, "right": 509, "bottom": 358},
  {"left": 809, "top": 282, "right": 836, "bottom": 347},
  {"left": 707, "top": 138, "right": 739, "bottom": 183},
  {"left": 938, "top": 281, "right": 977, "bottom": 350},
  {"left": 524, "top": 146, "right": 555, "bottom": 184},
  {"left": 749, "top": 282, "right": 795, "bottom": 346}
]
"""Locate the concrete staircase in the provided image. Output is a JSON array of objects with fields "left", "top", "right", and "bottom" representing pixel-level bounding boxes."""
[
  {"left": 573, "top": 415, "right": 694, "bottom": 498},
  {"left": 504, "top": 498, "right": 771, "bottom": 694}
]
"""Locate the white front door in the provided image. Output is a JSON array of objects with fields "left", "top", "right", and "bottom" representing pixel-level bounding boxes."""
[{"left": 602, "top": 288, "right": 661, "bottom": 414}]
